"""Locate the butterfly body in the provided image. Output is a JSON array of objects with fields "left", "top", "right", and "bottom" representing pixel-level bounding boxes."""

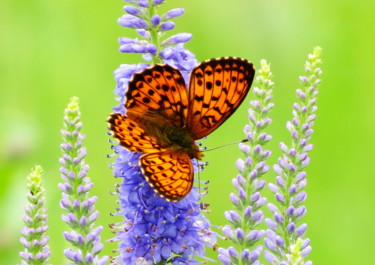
[
  {"left": 108, "top": 57, "right": 255, "bottom": 201},
  {"left": 126, "top": 108, "right": 202, "bottom": 159}
]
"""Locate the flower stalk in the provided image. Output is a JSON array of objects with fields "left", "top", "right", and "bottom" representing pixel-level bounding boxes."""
[
  {"left": 59, "top": 97, "right": 108, "bottom": 265},
  {"left": 218, "top": 60, "right": 274, "bottom": 265},
  {"left": 264, "top": 47, "right": 323, "bottom": 265},
  {"left": 109, "top": 1, "right": 215, "bottom": 264},
  {"left": 19, "top": 165, "right": 50, "bottom": 265}
]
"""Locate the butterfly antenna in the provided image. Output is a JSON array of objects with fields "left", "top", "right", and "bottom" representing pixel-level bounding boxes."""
[{"left": 203, "top": 138, "right": 249, "bottom": 152}]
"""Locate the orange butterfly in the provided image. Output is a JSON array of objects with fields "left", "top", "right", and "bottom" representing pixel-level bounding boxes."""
[{"left": 108, "top": 57, "right": 255, "bottom": 201}]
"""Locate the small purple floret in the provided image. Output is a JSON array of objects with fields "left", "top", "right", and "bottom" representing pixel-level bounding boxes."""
[
  {"left": 161, "top": 21, "right": 175, "bottom": 31},
  {"left": 153, "top": 0, "right": 165, "bottom": 5},
  {"left": 151, "top": 14, "right": 161, "bottom": 26},
  {"left": 161, "top": 33, "right": 192, "bottom": 46},
  {"left": 166, "top": 8, "right": 184, "bottom": 19},
  {"left": 123, "top": 5, "right": 140, "bottom": 16}
]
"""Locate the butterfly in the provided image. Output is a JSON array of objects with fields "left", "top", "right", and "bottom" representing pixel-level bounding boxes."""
[{"left": 108, "top": 57, "right": 255, "bottom": 201}]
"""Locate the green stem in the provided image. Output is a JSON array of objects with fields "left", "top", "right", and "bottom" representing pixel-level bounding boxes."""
[{"left": 147, "top": 1, "right": 162, "bottom": 64}]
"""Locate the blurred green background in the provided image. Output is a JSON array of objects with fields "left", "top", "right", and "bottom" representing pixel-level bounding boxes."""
[{"left": 1, "top": 0, "right": 374, "bottom": 264}]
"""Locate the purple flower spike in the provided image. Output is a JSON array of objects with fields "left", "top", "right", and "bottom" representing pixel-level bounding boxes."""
[
  {"left": 110, "top": 150, "right": 215, "bottom": 264},
  {"left": 117, "top": 2, "right": 191, "bottom": 65},
  {"left": 59, "top": 97, "right": 108, "bottom": 264},
  {"left": 110, "top": 2, "right": 216, "bottom": 263},
  {"left": 220, "top": 60, "right": 274, "bottom": 265},
  {"left": 265, "top": 47, "right": 323, "bottom": 264},
  {"left": 19, "top": 166, "right": 50, "bottom": 265}
]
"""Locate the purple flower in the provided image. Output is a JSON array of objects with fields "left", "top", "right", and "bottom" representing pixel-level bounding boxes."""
[
  {"left": 110, "top": 1, "right": 215, "bottom": 263},
  {"left": 159, "top": 43, "right": 198, "bottom": 80},
  {"left": 59, "top": 97, "right": 108, "bottom": 265},
  {"left": 219, "top": 60, "right": 274, "bottom": 264},
  {"left": 110, "top": 148, "right": 215, "bottom": 264},
  {"left": 109, "top": 62, "right": 215, "bottom": 261},
  {"left": 119, "top": 39, "right": 157, "bottom": 54},
  {"left": 151, "top": 14, "right": 161, "bottom": 26},
  {"left": 160, "top": 21, "right": 176, "bottom": 31},
  {"left": 117, "top": 0, "right": 192, "bottom": 64},
  {"left": 165, "top": 8, "right": 185, "bottom": 19},
  {"left": 118, "top": 14, "right": 148, "bottom": 29},
  {"left": 19, "top": 166, "right": 50, "bottom": 265},
  {"left": 161, "top": 33, "right": 193, "bottom": 46},
  {"left": 153, "top": 0, "right": 165, "bottom": 5},
  {"left": 123, "top": 5, "right": 140, "bottom": 16},
  {"left": 264, "top": 47, "right": 323, "bottom": 264}
]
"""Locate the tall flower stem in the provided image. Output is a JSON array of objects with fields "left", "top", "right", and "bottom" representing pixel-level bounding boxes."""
[
  {"left": 264, "top": 47, "right": 323, "bottom": 265},
  {"left": 19, "top": 165, "right": 50, "bottom": 265},
  {"left": 59, "top": 97, "right": 108, "bottom": 265},
  {"left": 219, "top": 60, "right": 274, "bottom": 265},
  {"left": 146, "top": 3, "right": 162, "bottom": 63}
]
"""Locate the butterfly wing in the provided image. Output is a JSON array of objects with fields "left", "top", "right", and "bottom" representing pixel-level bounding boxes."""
[
  {"left": 186, "top": 57, "right": 255, "bottom": 139},
  {"left": 109, "top": 59, "right": 254, "bottom": 201},
  {"left": 107, "top": 113, "right": 164, "bottom": 153},
  {"left": 140, "top": 151, "right": 193, "bottom": 201},
  {"left": 125, "top": 64, "right": 189, "bottom": 128},
  {"left": 108, "top": 113, "right": 194, "bottom": 202}
]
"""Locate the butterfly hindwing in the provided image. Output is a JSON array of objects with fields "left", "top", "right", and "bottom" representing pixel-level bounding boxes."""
[
  {"left": 126, "top": 64, "right": 189, "bottom": 128},
  {"left": 107, "top": 113, "right": 163, "bottom": 153},
  {"left": 186, "top": 57, "right": 255, "bottom": 139},
  {"left": 140, "top": 151, "right": 193, "bottom": 201}
]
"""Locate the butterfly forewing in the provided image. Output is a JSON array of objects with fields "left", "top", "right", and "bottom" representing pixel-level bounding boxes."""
[
  {"left": 140, "top": 151, "right": 193, "bottom": 201},
  {"left": 126, "top": 64, "right": 189, "bottom": 128},
  {"left": 108, "top": 113, "right": 164, "bottom": 153},
  {"left": 186, "top": 57, "right": 255, "bottom": 139}
]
